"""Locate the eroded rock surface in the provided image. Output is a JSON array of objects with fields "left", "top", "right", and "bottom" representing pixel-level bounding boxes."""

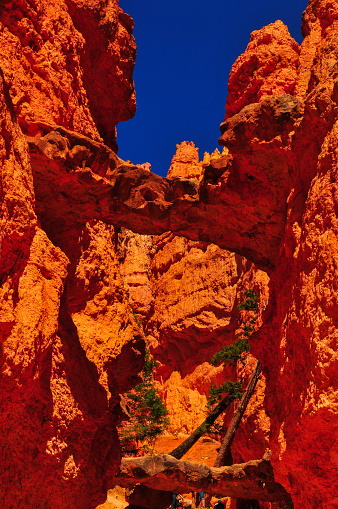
[
  {"left": 1, "top": 1, "right": 338, "bottom": 508},
  {"left": 147, "top": 233, "right": 270, "bottom": 457},
  {"left": 167, "top": 141, "right": 228, "bottom": 180},
  {"left": 26, "top": 118, "right": 290, "bottom": 272},
  {"left": 0, "top": 0, "right": 136, "bottom": 149},
  {"left": 113, "top": 453, "right": 293, "bottom": 507},
  {"left": 224, "top": 20, "right": 300, "bottom": 119},
  {"left": 0, "top": 1, "right": 141, "bottom": 508}
]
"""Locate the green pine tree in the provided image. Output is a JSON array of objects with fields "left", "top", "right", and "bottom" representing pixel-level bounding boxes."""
[
  {"left": 207, "top": 289, "right": 259, "bottom": 408},
  {"left": 119, "top": 349, "right": 169, "bottom": 455}
]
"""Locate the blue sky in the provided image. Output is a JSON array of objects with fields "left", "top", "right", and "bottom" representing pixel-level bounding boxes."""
[{"left": 118, "top": 1, "right": 309, "bottom": 176}]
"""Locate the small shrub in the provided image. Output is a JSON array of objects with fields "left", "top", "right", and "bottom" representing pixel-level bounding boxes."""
[
  {"left": 132, "top": 308, "right": 143, "bottom": 328},
  {"left": 237, "top": 289, "right": 258, "bottom": 311},
  {"left": 211, "top": 336, "right": 250, "bottom": 367},
  {"left": 207, "top": 380, "right": 243, "bottom": 408},
  {"left": 207, "top": 288, "right": 259, "bottom": 409}
]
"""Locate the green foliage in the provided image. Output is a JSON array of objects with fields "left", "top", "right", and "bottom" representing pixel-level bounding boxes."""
[
  {"left": 211, "top": 289, "right": 258, "bottom": 367},
  {"left": 141, "top": 348, "right": 157, "bottom": 380},
  {"left": 207, "top": 380, "right": 243, "bottom": 408},
  {"left": 210, "top": 336, "right": 250, "bottom": 367},
  {"left": 242, "top": 320, "right": 255, "bottom": 337},
  {"left": 132, "top": 308, "right": 143, "bottom": 328},
  {"left": 119, "top": 349, "right": 169, "bottom": 455},
  {"left": 237, "top": 289, "right": 258, "bottom": 311},
  {"left": 196, "top": 423, "right": 209, "bottom": 434},
  {"left": 207, "top": 289, "right": 259, "bottom": 411}
]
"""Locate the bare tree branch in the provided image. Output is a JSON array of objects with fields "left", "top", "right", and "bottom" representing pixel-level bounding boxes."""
[
  {"left": 214, "top": 361, "right": 262, "bottom": 468},
  {"left": 169, "top": 392, "right": 236, "bottom": 459}
]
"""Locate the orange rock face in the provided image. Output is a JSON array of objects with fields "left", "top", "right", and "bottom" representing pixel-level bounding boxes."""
[
  {"left": 0, "top": 71, "right": 36, "bottom": 291},
  {"left": 167, "top": 141, "right": 201, "bottom": 179},
  {"left": 0, "top": 0, "right": 136, "bottom": 149},
  {"left": 118, "top": 230, "right": 154, "bottom": 319},
  {"left": 2, "top": 1, "right": 338, "bottom": 508},
  {"left": 147, "top": 235, "right": 270, "bottom": 460},
  {"left": 0, "top": 1, "right": 141, "bottom": 508},
  {"left": 167, "top": 141, "right": 229, "bottom": 181},
  {"left": 148, "top": 234, "right": 241, "bottom": 376},
  {"left": 225, "top": 20, "right": 300, "bottom": 119},
  {"left": 250, "top": 3, "right": 338, "bottom": 507}
]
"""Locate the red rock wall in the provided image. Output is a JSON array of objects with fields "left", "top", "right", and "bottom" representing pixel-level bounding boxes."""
[
  {"left": 227, "top": 2, "right": 338, "bottom": 506},
  {"left": 2, "top": 1, "right": 338, "bottom": 508},
  {"left": 0, "top": 0, "right": 136, "bottom": 149},
  {"left": 0, "top": 1, "right": 141, "bottom": 508},
  {"left": 225, "top": 20, "right": 300, "bottom": 119}
]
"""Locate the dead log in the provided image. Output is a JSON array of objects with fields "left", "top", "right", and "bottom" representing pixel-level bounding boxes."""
[
  {"left": 214, "top": 361, "right": 262, "bottom": 468},
  {"left": 169, "top": 392, "right": 236, "bottom": 459}
]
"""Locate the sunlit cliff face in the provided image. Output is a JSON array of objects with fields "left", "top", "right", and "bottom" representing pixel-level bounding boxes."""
[
  {"left": 1, "top": 0, "right": 338, "bottom": 508},
  {"left": 0, "top": 1, "right": 140, "bottom": 508}
]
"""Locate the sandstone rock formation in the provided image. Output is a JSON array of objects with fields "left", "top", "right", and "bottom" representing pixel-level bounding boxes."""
[
  {"left": 0, "top": 1, "right": 142, "bottom": 508},
  {"left": 167, "top": 141, "right": 228, "bottom": 180},
  {"left": 118, "top": 230, "right": 154, "bottom": 319},
  {"left": 224, "top": 20, "right": 300, "bottom": 119},
  {"left": 0, "top": 0, "right": 136, "bottom": 149},
  {"left": 26, "top": 120, "right": 284, "bottom": 272},
  {"left": 167, "top": 141, "right": 202, "bottom": 180},
  {"left": 113, "top": 453, "right": 293, "bottom": 508},
  {"left": 147, "top": 232, "right": 269, "bottom": 449},
  {"left": 1, "top": 0, "right": 338, "bottom": 508}
]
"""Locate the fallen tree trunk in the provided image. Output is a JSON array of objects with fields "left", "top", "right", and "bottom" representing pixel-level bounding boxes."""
[
  {"left": 112, "top": 453, "right": 293, "bottom": 508},
  {"left": 169, "top": 392, "right": 236, "bottom": 459},
  {"left": 214, "top": 361, "right": 262, "bottom": 468},
  {"left": 124, "top": 392, "right": 236, "bottom": 509},
  {"left": 127, "top": 363, "right": 264, "bottom": 509}
]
